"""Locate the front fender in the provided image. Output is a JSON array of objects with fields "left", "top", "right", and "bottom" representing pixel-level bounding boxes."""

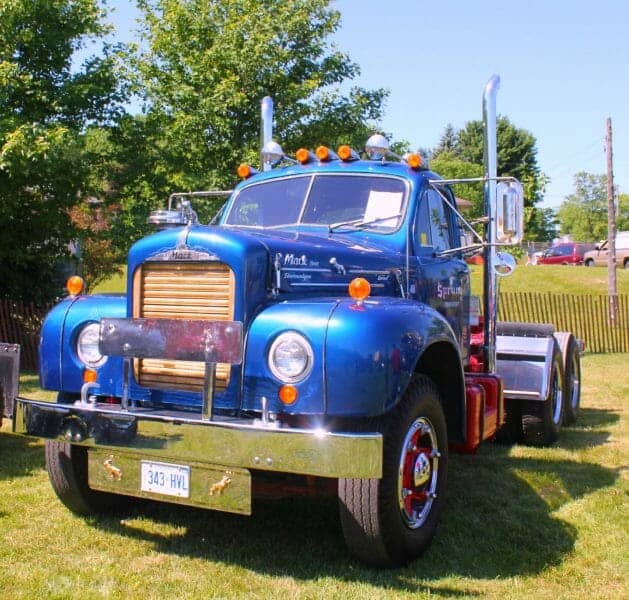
[
  {"left": 243, "top": 297, "right": 460, "bottom": 418},
  {"left": 325, "top": 298, "right": 460, "bottom": 416},
  {"left": 39, "top": 294, "right": 127, "bottom": 394}
]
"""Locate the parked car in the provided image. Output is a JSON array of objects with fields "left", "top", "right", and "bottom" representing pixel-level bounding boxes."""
[
  {"left": 537, "top": 242, "right": 596, "bottom": 265},
  {"left": 583, "top": 232, "right": 629, "bottom": 268}
]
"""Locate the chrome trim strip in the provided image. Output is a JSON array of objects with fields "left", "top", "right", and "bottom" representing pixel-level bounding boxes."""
[
  {"left": 13, "top": 398, "right": 383, "bottom": 479},
  {"left": 288, "top": 282, "right": 385, "bottom": 288},
  {"left": 504, "top": 390, "right": 541, "bottom": 399}
]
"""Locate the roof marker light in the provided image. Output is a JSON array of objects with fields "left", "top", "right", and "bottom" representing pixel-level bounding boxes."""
[
  {"left": 315, "top": 146, "right": 339, "bottom": 162},
  {"left": 237, "top": 163, "right": 258, "bottom": 179},
  {"left": 404, "top": 153, "right": 423, "bottom": 169},
  {"left": 296, "top": 148, "right": 316, "bottom": 164},
  {"left": 338, "top": 145, "right": 360, "bottom": 161}
]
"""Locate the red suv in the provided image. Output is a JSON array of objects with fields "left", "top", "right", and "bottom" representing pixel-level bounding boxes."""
[{"left": 537, "top": 242, "right": 596, "bottom": 265}]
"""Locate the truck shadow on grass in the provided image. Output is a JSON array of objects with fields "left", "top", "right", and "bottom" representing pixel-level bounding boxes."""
[{"left": 80, "top": 407, "right": 619, "bottom": 593}]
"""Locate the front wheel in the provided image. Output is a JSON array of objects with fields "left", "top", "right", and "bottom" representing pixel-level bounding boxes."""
[
  {"left": 585, "top": 259, "right": 594, "bottom": 267},
  {"left": 45, "top": 441, "right": 131, "bottom": 515},
  {"left": 338, "top": 375, "right": 448, "bottom": 568}
]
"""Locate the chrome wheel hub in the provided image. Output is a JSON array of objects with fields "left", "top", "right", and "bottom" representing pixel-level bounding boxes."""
[
  {"left": 413, "top": 452, "right": 431, "bottom": 487},
  {"left": 398, "top": 416, "right": 439, "bottom": 529}
]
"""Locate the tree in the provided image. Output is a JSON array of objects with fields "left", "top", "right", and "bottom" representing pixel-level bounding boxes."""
[
  {"left": 429, "top": 152, "right": 483, "bottom": 216},
  {"left": 112, "top": 0, "right": 387, "bottom": 243},
  {"left": 557, "top": 174, "right": 629, "bottom": 241},
  {"left": 431, "top": 117, "right": 549, "bottom": 240},
  {"left": 616, "top": 193, "right": 629, "bottom": 232},
  {"left": 0, "top": 0, "right": 127, "bottom": 303},
  {"left": 557, "top": 172, "right": 610, "bottom": 241}
]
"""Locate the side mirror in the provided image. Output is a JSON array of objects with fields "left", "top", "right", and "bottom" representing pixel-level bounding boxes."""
[
  {"left": 495, "top": 181, "right": 523, "bottom": 244},
  {"left": 494, "top": 251, "right": 516, "bottom": 277}
]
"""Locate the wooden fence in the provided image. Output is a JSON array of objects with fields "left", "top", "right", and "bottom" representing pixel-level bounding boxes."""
[
  {"left": 0, "top": 293, "right": 626, "bottom": 372},
  {"left": 499, "top": 292, "right": 629, "bottom": 353},
  {"left": 0, "top": 300, "right": 49, "bottom": 370}
]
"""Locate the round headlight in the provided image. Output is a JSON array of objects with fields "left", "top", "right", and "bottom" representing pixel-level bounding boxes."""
[
  {"left": 268, "top": 332, "right": 313, "bottom": 383},
  {"left": 77, "top": 322, "right": 106, "bottom": 367}
]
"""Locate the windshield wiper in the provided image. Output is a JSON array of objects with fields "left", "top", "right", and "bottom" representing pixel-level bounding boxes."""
[{"left": 328, "top": 213, "right": 402, "bottom": 233}]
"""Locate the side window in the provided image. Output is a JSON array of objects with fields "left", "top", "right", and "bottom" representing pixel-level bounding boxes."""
[{"left": 417, "top": 189, "right": 453, "bottom": 252}]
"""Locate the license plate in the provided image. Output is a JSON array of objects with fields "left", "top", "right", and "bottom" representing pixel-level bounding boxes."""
[{"left": 141, "top": 461, "right": 190, "bottom": 498}]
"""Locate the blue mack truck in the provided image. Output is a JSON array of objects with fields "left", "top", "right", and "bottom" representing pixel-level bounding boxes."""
[{"left": 0, "top": 76, "right": 581, "bottom": 567}]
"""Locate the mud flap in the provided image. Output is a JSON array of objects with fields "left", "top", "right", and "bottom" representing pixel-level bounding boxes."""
[{"left": 0, "top": 343, "right": 20, "bottom": 419}]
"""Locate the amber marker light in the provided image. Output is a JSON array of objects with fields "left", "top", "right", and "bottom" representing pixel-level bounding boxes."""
[
  {"left": 237, "top": 163, "right": 251, "bottom": 178},
  {"left": 66, "top": 275, "right": 84, "bottom": 296},
  {"left": 337, "top": 145, "right": 359, "bottom": 161},
  {"left": 295, "top": 148, "right": 311, "bottom": 164},
  {"left": 279, "top": 384, "right": 298, "bottom": 405},
  {"left": 337, "top": 145, "right": 352, "bottom": 160},
  {"left": 83, "top": 369, "right": 98, "bottom": 383},
  {"left": 348, "top": 277, "right": 371, "bottom": 302},
  {"left": 315, "top": 145, "right": 331, "bottom": 161},
  {"left": 406, "top": 153, "right": 423, "bottom": 169}
]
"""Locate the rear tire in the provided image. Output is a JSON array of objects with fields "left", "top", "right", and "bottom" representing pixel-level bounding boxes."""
[
  {"left": 585, "top": 259, "right": 594, "bottom": 267},
  {"left": 338, "top": 375, "right": 448, "bottom": 567},
  {"left": 495, "top": 399, "right": 523, "bottom": 444},
  {"left": 522, "top": 341, "right": 564, "bottom": 446},
  {"left": 554, "top": 333, "right": 581, "bottom": 425},
  {"left": 45, "top": 441, "right": 130, "bottom": 515}
]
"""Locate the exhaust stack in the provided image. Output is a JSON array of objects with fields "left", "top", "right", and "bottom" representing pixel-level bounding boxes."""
[
  {"left": 260, "top": 96, "right": 274, "bottom": 171},
  {"left": 482, "top": 75, "right": 500, "bottom": 372}
]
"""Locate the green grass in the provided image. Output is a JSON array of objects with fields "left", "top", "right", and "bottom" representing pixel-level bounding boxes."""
[
  {"left": 468, "top": 263, "right": 629, "bottom": 297},
  {"left": 93, "top": 267, "right": 126, "bottom": 294},
  {"left": 496, "top": 263, "right": 629, "bottom": 295},
  {"left": 1, "top": 355, "right": 627, "bottom": 599}
]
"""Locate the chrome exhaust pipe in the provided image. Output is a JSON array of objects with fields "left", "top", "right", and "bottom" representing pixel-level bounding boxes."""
[
  {"left": 260, "top": 96, "right": 274, "bottom": 171},
  {"left": 482, "top": 75, "right": 500, "bottom": 372}
]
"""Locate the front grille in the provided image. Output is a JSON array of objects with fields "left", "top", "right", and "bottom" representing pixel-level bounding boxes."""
[{"left": 133, "top": 261, "right": 235, "bottom": 392}]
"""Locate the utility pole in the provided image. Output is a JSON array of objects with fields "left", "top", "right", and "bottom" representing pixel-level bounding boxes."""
[{"left": 605, "top": 117, "right": 618, "bottom": 326}]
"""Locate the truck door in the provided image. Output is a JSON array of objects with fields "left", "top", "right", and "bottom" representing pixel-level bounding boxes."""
[{"left": 412, "top": 186, "right": 470, "bottom": 362}]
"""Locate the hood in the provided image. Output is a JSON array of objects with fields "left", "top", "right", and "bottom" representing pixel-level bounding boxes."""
[
  {"left": 128, "top": 224, "right": 405, "bottom": 304},
  {"left": 240, "top": 227, "right": 404, "bottom": 296}
]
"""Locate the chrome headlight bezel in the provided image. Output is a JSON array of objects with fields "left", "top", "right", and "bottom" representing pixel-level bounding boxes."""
[
  {"left": 268, "top": 331, "right": 314, "bottom": 384},
  {"left": 76, "top": 322, "right": 106, "bottom": 368}
]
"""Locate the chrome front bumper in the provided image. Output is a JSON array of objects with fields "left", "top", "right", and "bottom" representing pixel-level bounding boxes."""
[{"left": 13, "top": 398, "right": 383, "bottom": 480}]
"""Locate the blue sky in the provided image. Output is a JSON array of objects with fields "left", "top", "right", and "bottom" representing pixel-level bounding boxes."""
[{"left": 105, "top": 0, "right": 628, "bottom": 209}]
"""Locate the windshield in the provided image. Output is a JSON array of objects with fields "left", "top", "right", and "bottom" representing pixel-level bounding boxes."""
[{"left": 224, "top": 174, "right": 407, "bottom": 231}]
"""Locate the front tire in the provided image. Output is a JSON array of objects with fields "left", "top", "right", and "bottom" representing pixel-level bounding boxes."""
[
  {"left": 45, "top": 441, "right": 130, "bottom": 515},
  {"left": 522, "top": 341, "right": 564, "bottom": 446},
  {"left": 338, "top": 375, "right": 448, "bottom": 567}
]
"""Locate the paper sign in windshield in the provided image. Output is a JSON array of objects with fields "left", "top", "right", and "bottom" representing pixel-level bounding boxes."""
[{"left": 363, "top": 191, "right": 403, "bottom": 226}]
